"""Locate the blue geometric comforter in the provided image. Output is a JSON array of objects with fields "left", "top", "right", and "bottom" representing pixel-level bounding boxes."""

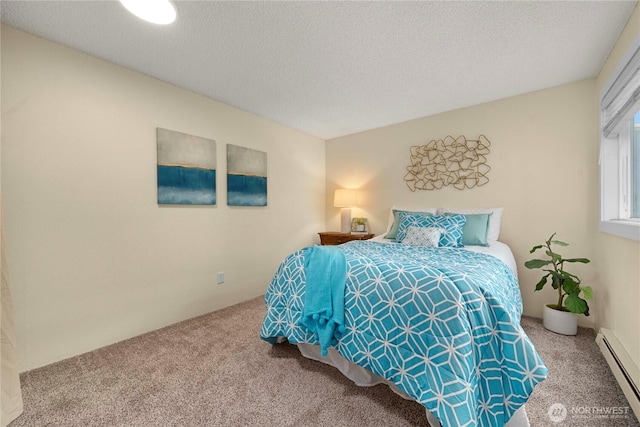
[{"left": 261, "top": 240, "right": 547, "bottom": 427}]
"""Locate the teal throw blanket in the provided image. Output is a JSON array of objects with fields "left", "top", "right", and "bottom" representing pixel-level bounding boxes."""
[{"left": 300, "top": 245, "right": 347, "bottom": 356}]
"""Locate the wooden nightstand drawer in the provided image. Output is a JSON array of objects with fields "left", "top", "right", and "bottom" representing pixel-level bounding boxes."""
[{"left": 318, "top": 232, "right": 374, "bottom": 245}]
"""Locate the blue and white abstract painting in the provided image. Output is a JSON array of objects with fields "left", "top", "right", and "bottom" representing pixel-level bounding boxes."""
[
  {"left": 157, "top": 128, "right": 216, "bottom": 205},
  {"left": 227, "top": 144, "right": 267, "bottom": 206}
]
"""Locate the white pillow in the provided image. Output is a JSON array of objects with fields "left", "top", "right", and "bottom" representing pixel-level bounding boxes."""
[
  {"left": 402, "top": 226, "right": 443, "bottom": 247},
  {"left": 383, "top": 206, "right": 439, "bottom": 237},
  {"left": 437, "top": 207, "right": 503, "bottom": 241}
]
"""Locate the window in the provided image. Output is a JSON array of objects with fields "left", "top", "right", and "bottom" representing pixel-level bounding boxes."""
[
  {"left": 600, "top": 37, "right": 640, "bottom": 240},
  {"left": 633, "top": 111, "right": 640, "bottom": 217}
]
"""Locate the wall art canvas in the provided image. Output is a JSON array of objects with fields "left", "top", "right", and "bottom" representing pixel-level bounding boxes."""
[
  {"left": 227, "top": 144, "right": 267, "bottom": 206},
  {"left": 157, "top": 128, "right": 217, "bottom": 205}
]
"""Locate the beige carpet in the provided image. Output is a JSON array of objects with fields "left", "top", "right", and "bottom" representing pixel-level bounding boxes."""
[{"left": 9, "top": 296, "right": 639, "bottom": 426}]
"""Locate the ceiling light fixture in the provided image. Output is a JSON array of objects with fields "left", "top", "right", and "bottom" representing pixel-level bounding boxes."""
[{"left": 119, "top": 0, "right": 176, "bottom": 25}]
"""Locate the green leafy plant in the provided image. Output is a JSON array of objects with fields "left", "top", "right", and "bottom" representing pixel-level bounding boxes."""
[
  {"left": 353, "top": 217, "right": 367, "bottom": 226},
  {"left": 525, "top": 233, "right": 592, "bottom": 316}
]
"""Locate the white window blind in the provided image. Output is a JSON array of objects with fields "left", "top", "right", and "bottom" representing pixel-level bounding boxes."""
[
  {"left": 602, "top": 45, "right": 640, "bottom": 137},
  {"left": 600, "top": 36, "right": 640, "bottom": 241}
]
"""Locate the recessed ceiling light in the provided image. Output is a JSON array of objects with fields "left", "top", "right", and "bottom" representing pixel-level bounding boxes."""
[{"left": 119, "top": 0, "right": 176, "bottom": 25}]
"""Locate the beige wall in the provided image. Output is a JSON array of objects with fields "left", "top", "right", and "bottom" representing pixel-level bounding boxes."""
[
  {"left": 327, "top": 79, "right": 600, "bottom": 328},
  {"left": 1, "top": 26, "right": 326, "bottom": 371},
  {"left": 595, "top": 4, "right": 640, "bottom": 374},
  {"left": 4, "top": 4, "right": 638, "bottom": 375}
]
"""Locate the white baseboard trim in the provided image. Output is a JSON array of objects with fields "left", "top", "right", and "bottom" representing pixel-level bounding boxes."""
[{"left": 596, "top": 328, "right": 640, "bottom": 419}]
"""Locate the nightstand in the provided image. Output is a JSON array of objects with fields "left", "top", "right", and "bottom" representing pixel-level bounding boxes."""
[{"left": 318, "top": 232, "right": 374, "bottom": 245}]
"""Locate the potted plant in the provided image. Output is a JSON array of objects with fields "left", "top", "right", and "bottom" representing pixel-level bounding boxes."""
[
  {"left": 524, "top": 233, "right": 592, "bottom": 335},
  {"left": 352, "top": 217, "right": 367, "bottom": 233}
]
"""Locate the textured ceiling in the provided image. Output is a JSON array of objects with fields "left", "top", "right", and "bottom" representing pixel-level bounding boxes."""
[{"left": 1, "top": 1, "right": 637, "bottom": 139}]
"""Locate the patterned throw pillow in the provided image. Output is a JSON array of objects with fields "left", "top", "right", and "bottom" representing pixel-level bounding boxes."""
[
  {"left": 401, "top": 226, "right": 443, "bottom": 247},
  {"left": 438, "top": 208, "right": 503, "bottom": 242},
  {"left": 396, "top": 212, "right": 467, "bottom": 247},
  {"left": 384, "top": 209, "right": 435, "bottom": 239},
  {"left": 442, "top": 212, "right": 492, "bottom": 246}
]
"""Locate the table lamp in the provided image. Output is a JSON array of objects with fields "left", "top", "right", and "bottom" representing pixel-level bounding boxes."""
[{"left": 334, "top": 189, "right": 358, "bottom": 233}]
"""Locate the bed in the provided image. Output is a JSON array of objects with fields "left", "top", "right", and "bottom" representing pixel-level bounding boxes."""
[{"left": 260, "top": 207, "right": 547, "bottom": 427}]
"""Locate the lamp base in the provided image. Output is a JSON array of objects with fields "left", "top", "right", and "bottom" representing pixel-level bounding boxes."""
[{"left": 340, "top": 208, "right": 352, "bottom": 233}]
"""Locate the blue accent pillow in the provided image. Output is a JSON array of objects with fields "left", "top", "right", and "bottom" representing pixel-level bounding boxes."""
[
  {"left": 384, "top": 209, "right": 433, "bottom": 240},
  {"left": 454, "top": 213, "right": 492, "bottom": 246},
  {"left": 396, "top": 213, "right": 467, "bottom": 247}
]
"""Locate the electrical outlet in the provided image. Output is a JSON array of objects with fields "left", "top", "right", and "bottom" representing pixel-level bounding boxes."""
[{"left": 217, "top": 272, "right": 224, "bottom": 284}]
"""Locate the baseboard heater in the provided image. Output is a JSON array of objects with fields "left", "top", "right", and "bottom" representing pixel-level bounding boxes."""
[{"left": 596, "top": 328, "right": 640, "bottom": 419}]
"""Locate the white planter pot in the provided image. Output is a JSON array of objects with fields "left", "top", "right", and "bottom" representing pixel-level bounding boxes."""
[{"left": 543, "top": 304, "right": 578, "bottom": 336}]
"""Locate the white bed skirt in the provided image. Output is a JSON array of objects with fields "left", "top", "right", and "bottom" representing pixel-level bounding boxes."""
[{"left": 296, "top": 343, "right": 529, "bottom": 427}]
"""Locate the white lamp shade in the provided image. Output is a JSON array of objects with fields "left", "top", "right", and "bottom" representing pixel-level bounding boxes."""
[{"left": 334, "top": 189, "right": 358, "bottom": 208}]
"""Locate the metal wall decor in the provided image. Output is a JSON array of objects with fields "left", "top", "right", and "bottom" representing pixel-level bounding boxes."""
[{"left": 404, "top": 135, "right": 491, "bottom": 191}]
